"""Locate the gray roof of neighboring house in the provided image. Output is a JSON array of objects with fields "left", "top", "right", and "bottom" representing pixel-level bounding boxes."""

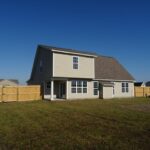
[
  {"left": 0, "top": 79, "right": 19, "bottom": 84},
  {"left": 134, "top": 82, "right": 144, "bottom": 86},
  {"left": 146, "top": 81, "right": 150, "bottom": 86},
  {"left": 95, "top": 55, "right": 134, "bottom": 81},
  {"left": 38, "top": 45, "right": 98, "bottom": 56}
]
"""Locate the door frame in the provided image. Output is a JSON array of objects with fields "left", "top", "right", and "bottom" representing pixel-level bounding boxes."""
[{"left": 59, "top": 82, "right": 66, "bottom": 98}]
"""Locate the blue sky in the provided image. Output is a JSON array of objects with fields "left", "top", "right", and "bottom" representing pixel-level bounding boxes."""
[{"left": 0, "top": 0, "right": 150, "bottom": 84}]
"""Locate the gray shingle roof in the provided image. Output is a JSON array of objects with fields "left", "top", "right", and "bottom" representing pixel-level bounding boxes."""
[
  {"left": 146, "top": 81, "right": 150, "bottom": 86},
  {"left": 39, "top": 45, "right": 97, "bottom": 56},
  {"left": 37, "top": 44, "right": 134, "bottom": 81},
  {"left": 95, "top": 56, "right": 134, "bottom": 81},
  {"left": 134, "top": 82, "right": 143, "bottom": 86}
]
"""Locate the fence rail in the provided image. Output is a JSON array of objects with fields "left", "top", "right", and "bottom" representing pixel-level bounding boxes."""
[
  {"left": 134, "top": 87, "right": 150, "bottom": 97},
  {"left": 0, "top": 85, "right": 41, "bottom": 102}
]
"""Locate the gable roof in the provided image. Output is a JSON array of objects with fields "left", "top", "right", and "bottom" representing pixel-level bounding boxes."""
[
  {"left": 38, "top": 45, "right": 97, "bottom": 57},
  {"left": 134, "top": 82, "right": 144, "bottom": 86},
  {"left": 0, "top": 79, "right": 19, "bottom": 84},
  {"left": 28, "top": 44, "right": 135, "bottom": 83},
  {"left": 95, "top": 56, "right": 134, "bottom": 81},
  {"left": 146, "top": 81, "right": 150, "bottom": 86}
]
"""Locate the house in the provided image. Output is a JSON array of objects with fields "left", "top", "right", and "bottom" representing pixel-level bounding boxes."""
[
  {"left": 0, "top": 79, "right": 19, "bottom": 86},
  {"left": 145, "top": 81, "right": 150, "bottom": 87},
  {"left": 134, "top": 82, "right": 145, "bottom": 87},
  {"left": 27, "top": 45, "right": 135, "bottom": 100}
]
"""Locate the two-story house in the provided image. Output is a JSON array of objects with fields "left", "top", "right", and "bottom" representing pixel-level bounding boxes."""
[{"left": 27, "top": 45, "right": 135, "bottom": 100}]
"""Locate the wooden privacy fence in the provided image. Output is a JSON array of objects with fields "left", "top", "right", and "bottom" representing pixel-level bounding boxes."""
[
  {"left": 0, "top": 85, "right": 42, "bottom": 102},
  {"left": 134, "top": 87, "right": 150, "bottom": 97}
]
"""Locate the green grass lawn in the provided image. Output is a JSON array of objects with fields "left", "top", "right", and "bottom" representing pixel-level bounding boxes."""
[{"left": 0, "top": 98, "right": 150, "bottom": 150}]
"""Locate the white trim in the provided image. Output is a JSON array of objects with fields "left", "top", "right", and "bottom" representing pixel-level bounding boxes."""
[
  {"left": 52, "top": 52, "right": 54, "bottom": 77},
  {"left": 94, "top": 78, "right": 135, "bottom": 82},
  {"left": 66, "top": 80, "right": 69, "bottom": 99},
  {"left": 52, "top": 49, "right": 97, "bottom": 57},
  {"left": 71, "top": 80, "right": 88, "bottom": 94},
  {"left": 72, "top": 56, "right": 79, "bottom": 70},
  {"left": 51, "top": 80, "right": 54, "bottom": 100},
  {"left": 93, "top": 58, "right": 95, "bottom": 79},
  {"left": 121, "top": 82, "right": 129, "bottom": 93},
  {"left": 93, "top": 81, "right": 99, "bottom": 96}
]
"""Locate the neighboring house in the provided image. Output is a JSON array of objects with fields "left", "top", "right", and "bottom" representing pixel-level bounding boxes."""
[
  {"left": 134, "top": 82, "right": 145, "bottom": 87},
  {"left": 27, "top": 45, "right": 135, "bottom": 100},
  {"left": 0, "top": 79, "right": 19, "bottom": 86},
  {"left": 145, "top": 81, "right": 150, "bottom": 87}
]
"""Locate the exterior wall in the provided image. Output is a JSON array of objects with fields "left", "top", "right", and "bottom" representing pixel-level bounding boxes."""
[
  {"left": 44, "top": 81, "right": 60, "bottom": 99},
  {"left": 113, "top": 82, "right": 134, "bottom": 98},
  {"left": 28, "top": 47, "right": 53, "bottom": 85},
  {"left": 103, "top": 86, "right": 113, "bottom": 99},
  {"left": 67, "top": 80, "right": 99, "bottom": 99},
  {"left": 53, "top": 52, "right": 95, "bottom": 79}
]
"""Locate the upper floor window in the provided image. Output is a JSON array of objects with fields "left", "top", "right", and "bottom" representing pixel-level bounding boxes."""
[
  {"left": 73, "top": 56, "right": 79, "bottom": 69},
  {"left": 39, "top": 60, "right": 43, "bottom": 73},
  {"left": 122, "top": 82, "right": 129, "bottom": 93}
]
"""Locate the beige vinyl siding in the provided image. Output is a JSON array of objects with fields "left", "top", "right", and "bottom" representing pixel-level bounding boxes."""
[
  {"left": 113, "top": 82, "right": 134, "bottom": 98},
  {"left": 53, "top": 53, "right": 95, "bottom": 79},
  {"left": 67, "top": 80, "right": 99, "bottom": 99}
]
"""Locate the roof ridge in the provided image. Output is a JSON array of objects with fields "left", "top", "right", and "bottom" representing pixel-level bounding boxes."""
[
  {"left": 97, "top": 54, "right": 114, "bottom": 59},
  {"left": 38, "top": 44, "right": 98, "bottom": 56}
]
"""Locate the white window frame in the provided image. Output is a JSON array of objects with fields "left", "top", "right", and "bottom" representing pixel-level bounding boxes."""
[
  {"left": 122, "top": 82, "right": 129, "bottom": 93},
  {"left": 93, "top": 81, "right": 99, "bottom": 95},
  {"left": 71, "top": 80, "right": 87, "bottom": 94},
  {"left": 72, "top": 56, "right": 79, "bottom": 70}
]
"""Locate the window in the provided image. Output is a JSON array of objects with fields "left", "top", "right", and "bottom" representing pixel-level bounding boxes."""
[
  {"left": 73, "top": 56, "right": 78, "bottom": 69},
  {"left": 77, "top": 81, "right": 82, "bottom": 87},
  {"left": 122, "top": 82, "right": 129, "bottom": 93},
  {"left": 71, "top": 88, "right": 76, "bottom": 93},
  {"left": 71, "top": 80, "right": 87, "bottom": 93},
  {"left": 71, "top": 80, "right": 76, "bottom": 93},
  {"left": 71, "top": 80, "right": 76, "bottom": 87},
  {"left": 46, "top": 81, "right": 51, "bottom": 89},
  {"left": 39, "top": 60, "right": 43, "bottom": 73},
  {"left": 93, "top": 81, "right": 99, "bottom": 95},
  {"left": 83, "top": 81, "right": 87, "bottom": 87},
  {"left": 113, "top": 86, "right": 115, "bottom": 95},
  {"left": 112, "top": 82, "right": 115, "bottom": 95},
  {"left": 83, "top": 88, "right": 87, "bottom": 93}
]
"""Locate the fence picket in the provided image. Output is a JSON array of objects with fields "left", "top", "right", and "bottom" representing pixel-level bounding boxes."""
[
  {"left": 135, "top": 87, "right": 150, "bottom": 97},
  {"left": 0, "top": 85, "right": 41, "bottom": 102}
]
